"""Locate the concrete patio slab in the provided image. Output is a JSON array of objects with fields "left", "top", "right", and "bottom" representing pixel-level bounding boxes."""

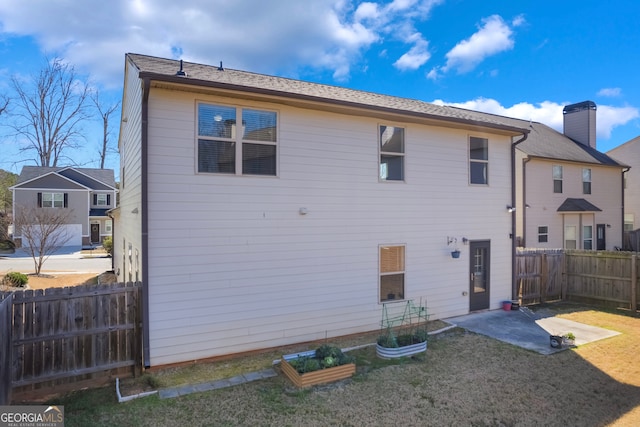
[{"left": 446, "top": 309, "right": 620, "bottom": 355}]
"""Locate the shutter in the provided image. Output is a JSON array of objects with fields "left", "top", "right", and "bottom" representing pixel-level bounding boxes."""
[
  {"left": 93, "top": 194, "right": 97, "bottom": 205},
  {"left": 64, "top": 193, "right": 68, "bottom": 208},
  {"left": 107, "top": 194, "right": 111, "bottom": 205},
  {"left": 37, "top": 192, "right": 42, "bottom": 208}
]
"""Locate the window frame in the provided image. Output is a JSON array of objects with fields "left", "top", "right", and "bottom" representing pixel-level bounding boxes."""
[
  {"left": 379, "top": 125, "right": 405, "bottom": 182},
  {"left": 564, "top": 225, "right": 577, "bottom": 249},
  {"left": 537, "top": 226, "right": 549, "bottom": 243},
  {"left": 553, "top": 165, "right": 563, "bottom": 193},
  {"left": 583, "top": 225, "right": 593, "bottom": 250},
  {"left": 196, "top": 102, "right": 278, "bottom": 176},
  {"left": 379, "top": 244, "right": 406, "bottom": 302},
  {"left": 582, "top": 168, "right": 592, "bottom": 194},
  {"left": 469, "top": 136, "right": 489, "bottom": 185},
  {"left": 41, "top": 192, "right": 64, "bottom": 208},
  {"left": 96, "top": 194, "right": 108, "bottom": 206}
]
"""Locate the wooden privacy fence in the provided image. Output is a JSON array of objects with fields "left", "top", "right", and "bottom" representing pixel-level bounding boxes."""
[
  {"left": 0, "top": 295, "right": 11, "bottom": 405},
  {"left": 516, "top": 249, "right": 639, "bottom": 311},
  {"left": 0, "top": 282, "right": 142, "bottom": 402},
  {"left": 516, "top": 249, "right": 564, "bottom": 304}
]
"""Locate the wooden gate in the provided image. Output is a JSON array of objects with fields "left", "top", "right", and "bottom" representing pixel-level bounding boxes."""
[{"left": 516, "top": 249, "right": 564, "bottom": 305}]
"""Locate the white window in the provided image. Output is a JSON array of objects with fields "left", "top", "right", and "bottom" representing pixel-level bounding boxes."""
[
  {"left": 583, "top": 168, "right": 591, "bottom": 194},
  {"left": 565, "top": 226, "right": 577, "bottom": 249},
  {"left": 96, "top": 194, "right": 108, "bottom": 206},
  {"left": 40, "top": 192, "right": 64, "bottom": 208},
  {"left": 624, "top": 214, "right": 634, "bottom": 232},
  {"left": 105, "top": 220, "right": 112, "bottom": 233},
  {"left": 197, "top": 103, "right": 277, "bottom": 176},
  {"left": 553, "top": 165, "right": 563, "bottom": 193},
  {"left": 379, "top": 125, "right": 404, "bottom": 181},
  {"left": 380, "top": 245, "right": 405, "bottom": 302},
  {"left": 583, "top": 225, "right": 593, "bottom": 250},
  {"left": 538, "top": 226, "right": 548, "bottom": 243},
  {"left": 469, "top": 137, "right": 488, "bottom": 185}
]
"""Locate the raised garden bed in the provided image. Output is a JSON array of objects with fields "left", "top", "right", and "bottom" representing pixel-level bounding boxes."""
[{"left": 280, "top": 347, "right": 356, "bottom": 388}]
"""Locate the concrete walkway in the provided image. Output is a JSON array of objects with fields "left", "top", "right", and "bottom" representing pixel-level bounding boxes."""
[{"left": 447, "top": 308, "right": 620, "bottom": 355}]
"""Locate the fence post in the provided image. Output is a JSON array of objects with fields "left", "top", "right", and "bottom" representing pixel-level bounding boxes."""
[
  {"left": 0, "top": 294, "right": 12, "bottom": 405},
  {"left": 632, "top": 253, "right": 637, "bottom": 312},
  {"left": 540, "top": 253, "right": 547, "bottom": 303}
]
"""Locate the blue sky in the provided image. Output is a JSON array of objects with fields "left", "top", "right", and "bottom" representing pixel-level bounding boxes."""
[{"left": 1, "top": 0, "right": 639, "bottom": 177}]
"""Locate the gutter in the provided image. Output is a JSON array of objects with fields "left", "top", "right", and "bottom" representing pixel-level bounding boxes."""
[
  {"left": 511, "top": 132, "right": 529, "bottom": 300},
  {"left": 141, "top": 77, "right": 151, "bottom": 368}
]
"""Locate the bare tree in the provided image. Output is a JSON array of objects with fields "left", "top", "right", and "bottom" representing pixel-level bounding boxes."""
[
  {"left": 8, "top": 57, "right": 90, "bottom": 167},
  {"left": 13, "top": 205, "right": 73, "bottom": 275},
  {"left": 91, "top": 90, "right": 120, "bottom": 169},
  {"left": 0, "top": 94, "right": 8, "bottom": 116}
]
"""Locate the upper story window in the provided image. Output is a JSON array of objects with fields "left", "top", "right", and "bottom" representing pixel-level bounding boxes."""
[
  {"left": 94, "top": 194, "right": 109, "bottom": 206},
  {"left": 582, "top": 168, "right": 592, "bottom": 194},
  {"left": 197, "top": 103, "right": 277, "bottom": 176},
  {"left": 469, "top": 137, "right": 488, "bottom": 185},
  {"left": 379, "top": 125, "right": 404, "bottom": 181},
  {"left": 553, "top": 165, "right": 563, "bottom": 193},
  {"left": 38, "top": 192, "right": 67, "bottom": 208}
]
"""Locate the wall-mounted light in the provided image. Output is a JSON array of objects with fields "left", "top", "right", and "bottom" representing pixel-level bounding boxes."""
[
  {"left": 131, "top": 208, "right": 139, "bottom": 214},
  {"left": 299, "top": 207, "right": 308, "bottom": 215},
  {"left": 506, "top": 205, "right": 515, "bottom": 213},
  {"left": 462, "top": 237, "right": 469, "bottom": 245}
]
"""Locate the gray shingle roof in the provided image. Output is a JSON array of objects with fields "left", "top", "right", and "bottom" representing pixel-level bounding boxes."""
[
  {"left": 16, "top": 166, "right": 116, "bottom": 188},
  {"left": 557, "top": 198, "right": 602, "bottom": 212},
  {"left": 126, "top": 53, "right": 625, "bottom": 168}
]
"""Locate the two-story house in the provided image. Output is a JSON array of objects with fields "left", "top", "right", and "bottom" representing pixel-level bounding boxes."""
[
  {"left": 11, "top": 166, "right": 117, "bottom": 248},
  {"left": 115, "top": 53, "right": 536, "bottom": 367},
  {"left": 514, "top": 101, "right": 627, "bottom": 250}
]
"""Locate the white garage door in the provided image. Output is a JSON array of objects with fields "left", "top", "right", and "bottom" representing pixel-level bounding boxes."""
[{"left": 23, "top": 223, "right": 82, "bottom": 248}]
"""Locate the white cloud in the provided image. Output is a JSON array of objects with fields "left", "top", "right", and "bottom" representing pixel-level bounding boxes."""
[
  {"left": 432, "top": 98, "right": 639, "bottom": 140},
  {"left": 0, "top": 0, "right": 445, "bottom": 86},
  {"left": 431, "top": 15, "right": 520, "bottom": 78},
  {"left": 597, "top": 87, "right": 622, "bottom": 97},
  {"left": 393, "top": 35, "right": 430, "bottom": 70}
]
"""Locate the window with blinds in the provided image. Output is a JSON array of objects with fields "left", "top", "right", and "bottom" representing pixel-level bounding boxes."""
[
  {"left": 380, "top": 245, "right": 405, "bottom": 302},
  {"left": 197, "top": 103, "right": 277, "bottom": 176}
]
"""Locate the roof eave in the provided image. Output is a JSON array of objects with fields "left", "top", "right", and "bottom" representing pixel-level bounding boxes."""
[{"left": 138, "top": 71, "right": 529, "bottom": 136}]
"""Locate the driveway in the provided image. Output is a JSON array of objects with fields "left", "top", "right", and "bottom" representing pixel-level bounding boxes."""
[{"left": 0, "top": 247, "right": 112, "bottom": 274}]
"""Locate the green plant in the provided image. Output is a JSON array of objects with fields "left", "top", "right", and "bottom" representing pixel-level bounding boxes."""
[
  {"left": 564, "top": 332, "right": 576, "bottom": 341},
  {"left": 288, "top": 345, "right": 353, "bottom": 374},
  {"left": 2, "top": 272, "right": 29, "bottom": 287},
  {"left": 102, "top": 236, "right": 113, "bottom": 256},
  {"left": 0, "top": 239, "right": 15, "bottom": 250}
]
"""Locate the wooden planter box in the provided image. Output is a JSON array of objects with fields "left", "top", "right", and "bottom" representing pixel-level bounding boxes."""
[
  {"left": 280, "top": 351, "right": 356, "bottom": 388},
  {"left": 376, "top": 341, "right": 427, "bottom": 359}
]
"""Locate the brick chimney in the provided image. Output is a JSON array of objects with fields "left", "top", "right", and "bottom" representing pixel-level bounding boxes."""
[{"left": 563, "top": 100, "right": 597, "bottom": 149}]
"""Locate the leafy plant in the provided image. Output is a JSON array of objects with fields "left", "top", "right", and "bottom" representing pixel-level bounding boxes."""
[
  {"left": 288, "top": 345, "right": 353, "bottom": 374},
  {"left": 2, "top": 272, "right": 29, "bottom": 287},
  {"left": 102, "top": 236, "right": 113, "bottom": 256},
  {"left": 564, "top": 332, "right": 576, "bottom": 341}
]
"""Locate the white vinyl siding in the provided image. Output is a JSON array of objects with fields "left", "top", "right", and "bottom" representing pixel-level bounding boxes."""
[{"left": 141, "top": 87, "right": 515, "bottom": 366}]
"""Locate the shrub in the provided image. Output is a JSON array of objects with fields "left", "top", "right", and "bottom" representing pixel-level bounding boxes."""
[
  {"left": 0, "top": 240, "right": 15, "bottom": 250},
  {"left": 2, "top": 272, "right": 28, "bottom": 288},
  {"left": 102, "top": 236, "right": 113, "bottom": 256}
]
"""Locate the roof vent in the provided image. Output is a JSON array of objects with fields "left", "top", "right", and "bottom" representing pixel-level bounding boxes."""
[
  {"left": 218, "top": 61, "right": 224, "bottom": 71},
  {"left": 175, "top": 60, "right": 187, "bottom": 77}
]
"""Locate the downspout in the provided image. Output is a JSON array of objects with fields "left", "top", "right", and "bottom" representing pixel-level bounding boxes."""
[
  {"left": 623, "top": 167, "right": 630, "bottom": 249},
  {"left": 511, "top": 132, "right": 529, "bottom": 301},
  {"left": 141, "top": 77, "right": 151, "bottom": 368},
  {"left": 522, "top": 157, "right": 531, "bottom": 247}
]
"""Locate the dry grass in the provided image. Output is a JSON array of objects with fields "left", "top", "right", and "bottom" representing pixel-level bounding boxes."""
[
  {"left": 55, "top": 303, "right": 640, "bottom": 427},
  {"left": 0, "top": 272, "right": 101, "bottom": 291}
]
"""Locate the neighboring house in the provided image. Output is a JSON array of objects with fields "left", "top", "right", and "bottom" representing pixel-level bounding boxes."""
[
  {"left": 115, "top": 53, "right": 536, "bottom": 367},
  {"left": 608, "top": 136, "right": 639, "bottom": 234},
  {"left": 11, "top": 166, "right": 117, "bottom": 248},
  {"left": 513, "top": 101, "right": 627, "bottom": 250}
]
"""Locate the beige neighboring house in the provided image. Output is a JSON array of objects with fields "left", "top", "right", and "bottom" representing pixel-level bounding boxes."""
[
  {"left": 514, "top": 101, "right": 627, "bottom": 250},
  {"left": 608, "top": 136, "right": 639, "bottom": 235},
  {"left": 115, "top": 53, "right": 540, "bottom": 368},
  {"left": 11, "top": 166, "right": 117, "bottom": 248}
]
